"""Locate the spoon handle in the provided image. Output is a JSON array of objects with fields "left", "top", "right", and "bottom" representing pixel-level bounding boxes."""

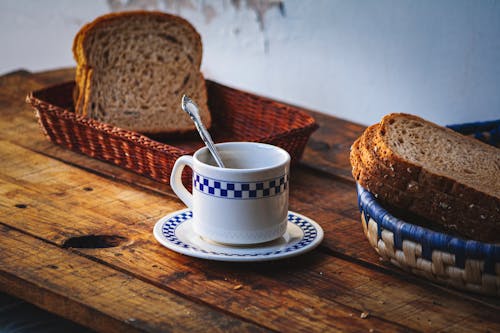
[
  {"left": 194, "top": 118, "right": 226, "bottom": 168},
  {"left": 181, "top": 95, "right": 226, "bottom": 168}
]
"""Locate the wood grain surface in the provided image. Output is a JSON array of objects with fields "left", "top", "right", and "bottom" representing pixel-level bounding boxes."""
[{"left": 0, "top": 68, "right": 498, "bottom": 332}]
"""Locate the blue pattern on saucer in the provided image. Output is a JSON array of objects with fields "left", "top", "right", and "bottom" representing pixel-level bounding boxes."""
[{"left": 160, "top": 211, "right": 318, "bottom": 258}]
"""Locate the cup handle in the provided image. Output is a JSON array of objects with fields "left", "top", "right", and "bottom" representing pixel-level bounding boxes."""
[{"left": 170, "top": 155, "right": 194, "bottom": 209}]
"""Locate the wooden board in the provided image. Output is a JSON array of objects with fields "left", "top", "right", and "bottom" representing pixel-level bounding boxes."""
[{"left": 0, "top": 68, "right": 499, "bottom": 332}]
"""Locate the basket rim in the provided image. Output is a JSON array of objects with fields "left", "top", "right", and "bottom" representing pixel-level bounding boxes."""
[
  {"left": 356, "top": 183, "right": 500, "bottom": 261},
  {"left": 446, "top": 119, "right": 500, "bottom": 146},
  {"left": 27, "top": 83, "right": 191, "bottom": 155},
  {"left": 447, "top": 119, "right": 500, "bottom": 133},
  {"left": 27, "top": 80, "right": 318, "bottom": 156}
]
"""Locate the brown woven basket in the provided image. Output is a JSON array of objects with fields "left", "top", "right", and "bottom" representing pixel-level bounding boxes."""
[{"left": 27, "top": 80, "right": 318, "bottom": 185}]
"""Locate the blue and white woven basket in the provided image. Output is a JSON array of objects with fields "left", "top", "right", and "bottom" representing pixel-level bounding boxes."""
[{"left": 356, "top": 119, "right": 500, "bottom": 296}]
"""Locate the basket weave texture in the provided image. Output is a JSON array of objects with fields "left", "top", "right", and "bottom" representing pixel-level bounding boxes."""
[
  {"left": 27, "top": 80, "right": 318, "bottom": 185},
  {"left": 358, "top": 184, "right": 500, "bottom": 296}
]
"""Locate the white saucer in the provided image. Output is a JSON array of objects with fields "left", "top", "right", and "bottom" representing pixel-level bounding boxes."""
[{"left": 153, "top": 209, "right": 324, "bottom": 262}]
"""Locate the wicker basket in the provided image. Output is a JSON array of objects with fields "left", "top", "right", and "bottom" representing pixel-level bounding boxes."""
[
  {"left": 27, "top": 80, "right": 318, "bottom": 185},
  {"left": 356, "top": 121, "right": 500, "bottom": 296},
  {"left": 357, "top": 183, "right": 500, "bottom": 296},
  {"left": 447, "top": 119, "right": 500, "bottom": 147}
]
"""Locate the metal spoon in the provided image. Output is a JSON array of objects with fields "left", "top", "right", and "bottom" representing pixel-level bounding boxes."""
[{"left": 181, "top": 95, "right": 226, "bottom": 168}]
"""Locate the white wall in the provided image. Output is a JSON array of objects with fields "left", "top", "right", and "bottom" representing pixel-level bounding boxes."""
[{"left": 1, "top": 0, "right": 499, "bottom": 126}]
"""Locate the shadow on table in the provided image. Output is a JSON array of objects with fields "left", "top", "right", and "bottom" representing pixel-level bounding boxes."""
[{"left": 0, "top": 292, "right": 94, "bottom": 333}]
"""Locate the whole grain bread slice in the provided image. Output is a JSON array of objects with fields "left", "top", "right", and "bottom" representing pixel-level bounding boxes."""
[
  {"left": 353, "top": 131, "right": 499, "bottom": 223},
  {"left": 73, "top": 11, "right": 210, "bottom": 134},
  {"left": 359, "top": 123, "right": 500, "bottom": 213},
  {"left": 350, "top": 137, "right": 499, "bottom": 242},
  {"left": 375, "top": 114, "right": 500, "bottom": 210},
  {"left": 359, "top": 124, "right": 417, "bottom": 185},
  {"left": 350, "top": 114, "right": 500, "bottom": 242}
]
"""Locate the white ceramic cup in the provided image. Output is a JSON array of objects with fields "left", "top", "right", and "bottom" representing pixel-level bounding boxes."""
[{"left": 170, "top": 142, "right": 290, "bottom": 245}]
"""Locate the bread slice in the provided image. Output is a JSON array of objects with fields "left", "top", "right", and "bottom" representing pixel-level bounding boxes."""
[
  {"left": 354, "top": 131, "right": 498, "bottom": 216},
  {"left": 72, "top": 11, "right": 210, "bottom": 134},
  {"left": 376, "top": 114, "right": 500, "bottom": 209},
  {"left": 351, "top": 140, "right": 493, "bottom": 240},
  {"left": 350, "top": 114, "right": 500, "bottom": 242},
  {"left": 360, "top": 123, "right": 495, "bottom": 200}
]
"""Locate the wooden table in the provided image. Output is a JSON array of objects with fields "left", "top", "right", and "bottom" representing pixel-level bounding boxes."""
[{"left": 1, "top": 68, "right": 498, "bottom": 333}]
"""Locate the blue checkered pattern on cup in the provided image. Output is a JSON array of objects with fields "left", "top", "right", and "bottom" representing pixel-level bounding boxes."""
[{"left": 193, "top": 173, "right": 288, "bottom": 199}]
